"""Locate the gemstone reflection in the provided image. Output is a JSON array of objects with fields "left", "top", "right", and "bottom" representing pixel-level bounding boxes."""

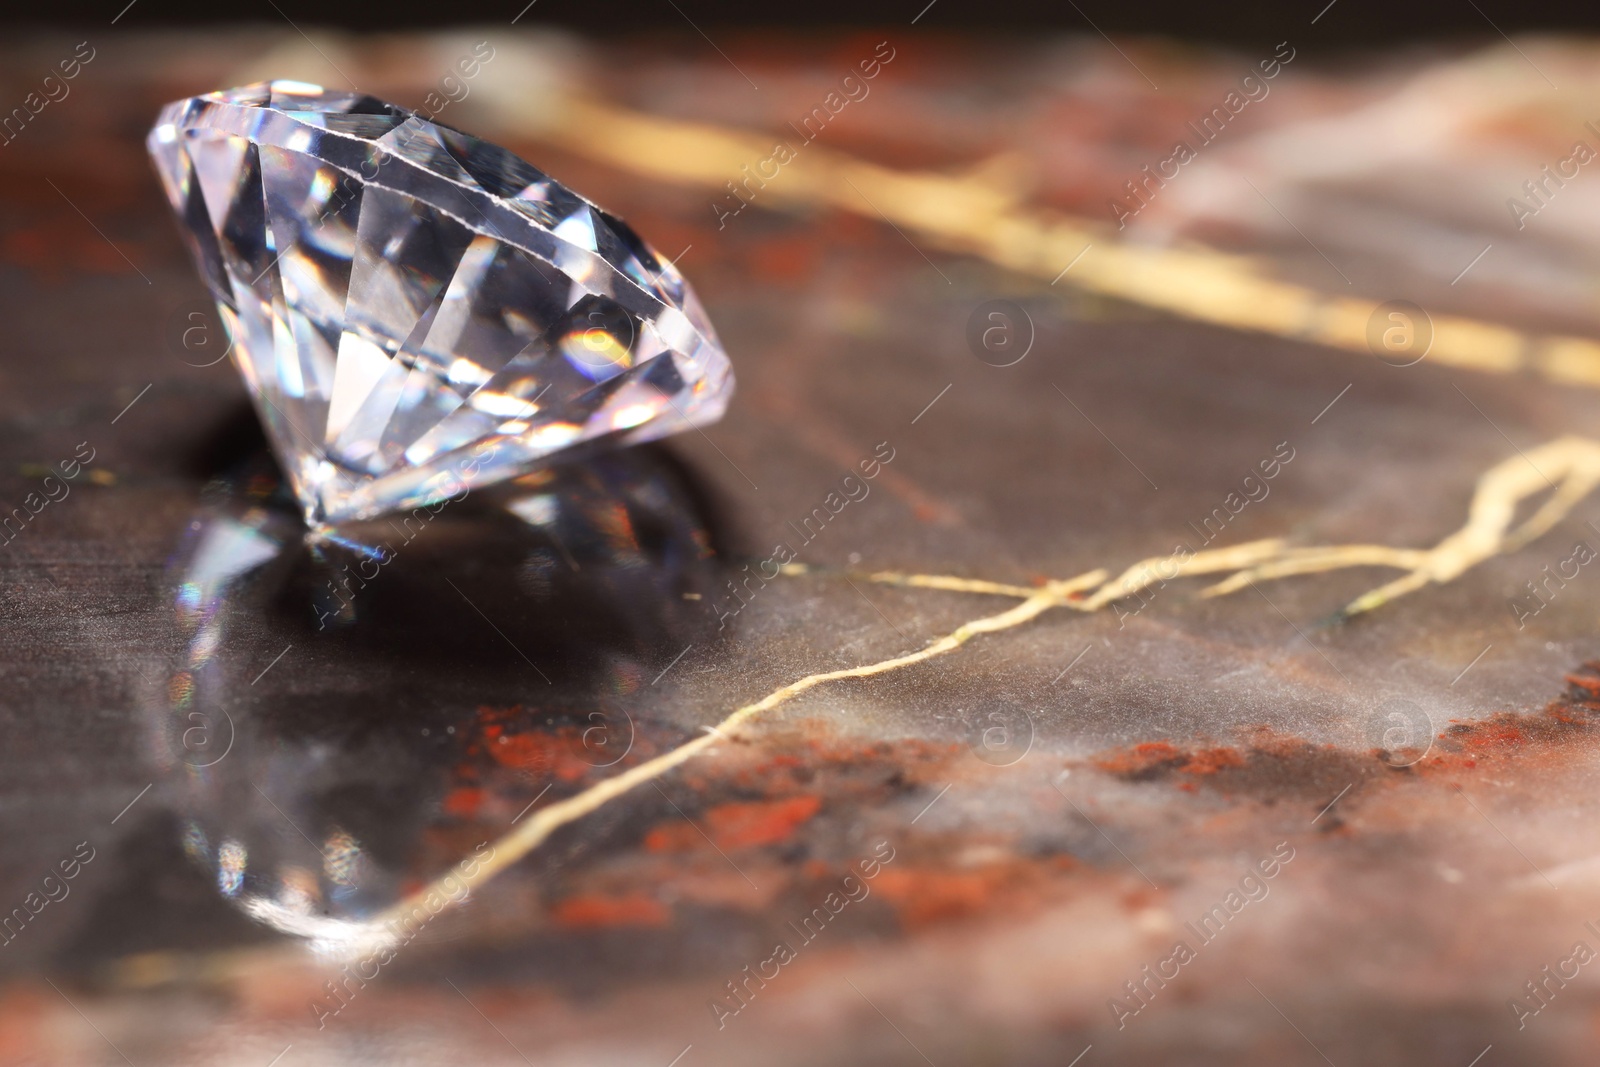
[{"left": 145, "top": 447, "right": 724, "bottom": 945}]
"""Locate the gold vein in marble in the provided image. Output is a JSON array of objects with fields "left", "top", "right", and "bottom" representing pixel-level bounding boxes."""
[
  {"left": 364, "top": 437, "right": 1600, "bottom": 944},
  {"left": 531, "top": 97, "right": 1600, "bottom": 389}
]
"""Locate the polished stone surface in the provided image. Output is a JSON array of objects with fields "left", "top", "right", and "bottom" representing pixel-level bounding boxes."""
[{"left": 3, "top": 27, "right": 1600, "bottom": 1067}]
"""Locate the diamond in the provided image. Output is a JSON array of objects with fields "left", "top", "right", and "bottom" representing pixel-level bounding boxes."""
[{"left": 148, "top": 81, "right": 733, "bottom": 525}]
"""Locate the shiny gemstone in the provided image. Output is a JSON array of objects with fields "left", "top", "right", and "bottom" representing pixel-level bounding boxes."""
[{"left": 148, "top": 80, "right": 733, "bottom": 525}]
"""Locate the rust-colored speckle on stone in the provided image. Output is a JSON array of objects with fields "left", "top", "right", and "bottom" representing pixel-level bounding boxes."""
[
  {"left": 1181, "top": 747, "right": 1248, "bottom": 775},
  {"left": 1447, "top": 717, "right": 1527, "bottom": 750},
  {"left": 1091, "top": 740, "right": 1187, "bottom": 779},
  {"left": 645, "top": 796, "right": 822, "bottom": 853},
  {"left": 1080, "top": 663, "right": 1600, "bottom": 817},
  {"left": 1090, "top": 732, "right": 1378, "bottom": 803},
  {"left": 441, "top": 786, "right": 484, "bottom": 818},
  {"left": 474, "top": 706, "right": 627, "bottom": 783},
  {"left": 870, "top": 858, "right": 1071, "bottom": 930},
  {"left": 552, "top": 893, "right": 670, "bottom": 929}
]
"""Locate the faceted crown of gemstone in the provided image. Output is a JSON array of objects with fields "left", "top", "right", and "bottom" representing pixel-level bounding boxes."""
[{"left": 147, "top": 80, "right": 733, "bottom": 525}]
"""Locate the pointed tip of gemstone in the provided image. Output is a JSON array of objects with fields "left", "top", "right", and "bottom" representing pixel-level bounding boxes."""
[{"left": 149, "top": 82, "right": 734, "bottom": 526}]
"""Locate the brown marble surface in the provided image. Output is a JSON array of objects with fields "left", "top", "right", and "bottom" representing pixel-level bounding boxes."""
[{"left": 2, "top": 25, "right": 1600, "bottom": 1067}]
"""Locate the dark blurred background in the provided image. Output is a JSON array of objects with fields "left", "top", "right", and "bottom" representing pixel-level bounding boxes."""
[{"left": 6, "top": 0, "right": 1600, "bottom": 53}]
